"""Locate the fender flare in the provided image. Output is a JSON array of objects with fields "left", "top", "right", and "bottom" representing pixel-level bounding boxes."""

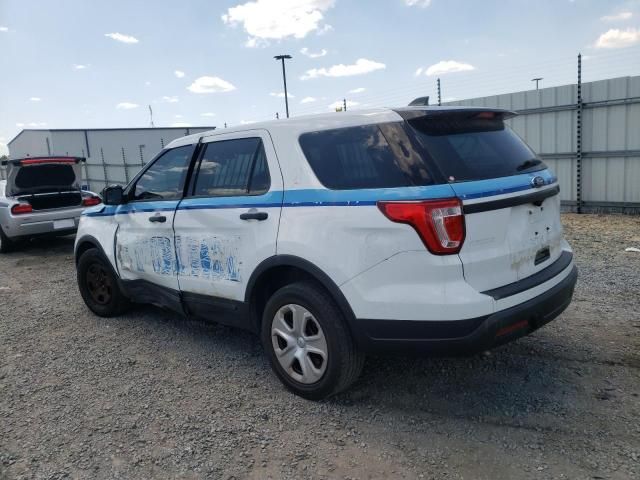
[{"left": 245, "top": 254, "right": 358, "bottom": 335}]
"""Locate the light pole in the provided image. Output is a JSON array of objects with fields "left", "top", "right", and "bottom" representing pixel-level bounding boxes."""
[
  {"left": 531, "top": 77, "right": 543, "bottom": 90},
  {"left": 274, "top": 54, "right": 292, "bottom": 118}
]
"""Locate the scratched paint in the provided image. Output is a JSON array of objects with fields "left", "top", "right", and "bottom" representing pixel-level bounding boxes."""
[
  {"left": 118, "top": 234, "right": 242, "bottom": 282},
  {"left": 175, "top": 234, "right": 241, "bottom": 282}
]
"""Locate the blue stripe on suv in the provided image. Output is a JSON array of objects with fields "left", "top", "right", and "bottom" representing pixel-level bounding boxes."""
[{"left": 83, "top": 170, "right": 557, "bottom": 217}]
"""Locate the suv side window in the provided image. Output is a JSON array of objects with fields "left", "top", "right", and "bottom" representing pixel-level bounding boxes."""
[
  {"left": 192, "top": 137, "right": 270, "bottom": 197},
  {"left": 132, "top": 145, "right": 194, "bottom": 201}
]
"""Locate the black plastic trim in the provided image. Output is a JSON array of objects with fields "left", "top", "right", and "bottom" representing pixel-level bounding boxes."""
[
  {"left": 481, "top": 250, "right": 573, "bottom": 300},
  {"left": 463, "top": 185, "right": 560, "bottom": 214},
  {"left": 120, "top": 279, "right": 184, "bottom": 315},
  {"left": 182, "top": 291, "right": 250, "bottom": 330},
  {"left": 245, "top": 255, "right": 358, "bottom": 336}
]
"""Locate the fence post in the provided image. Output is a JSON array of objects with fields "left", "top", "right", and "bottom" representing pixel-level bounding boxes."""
[
  {"left": 437, "top": 78, "right": 442, "bottom": 106},
  {"left": 139, "top": 144, "right": 145, "bottom": 167},
  {"left": 576, "top": 53, "right": 583, "bottom": 214},
  {"left": 100, "top": 147, "right": 108, "bottom": 189},
  {"left": 121, "top": 147, "right": 129, "bottom": 183}
]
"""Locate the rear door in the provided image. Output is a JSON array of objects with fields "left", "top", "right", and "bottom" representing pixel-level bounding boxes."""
[
  {"left": 406, "top": 111, "right": 563, "bottom": 292},
  {"left": 173, "top": 130, "right": 283, "bottom": 319},
  {"left": 114, "top": 145, "right": 195, "bottom": 306}
]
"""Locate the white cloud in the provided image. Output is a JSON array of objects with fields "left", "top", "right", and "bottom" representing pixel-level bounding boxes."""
[
  {"left": 200, "top": 112, "right": 216, "bottom": 117},
  {"left": 240, "top": 119, "right": 257, "bottom": 125},
  {"left": 29, "top": 97, "right": 42, "bottom": 102},
  {"left": 222, "top": 0, "right": 336, "bottom": 46},
  {"left": 104, "top": 32, "right": 139, "bottom": 44},
  {"left": 405, "top": 0, "right": 432, "bottom": 7},
  {"left": 171, "top": 122, "right": 191, "bottom": 127},
  {"left": 316, "top": 24, "right": 333, "bottom": 35},
  {"left": 0, "top": 26, "right": 9, "bottom": 32},
  {"left": 301, "top": 58, "right": 386, "bottom": 80},
  {"left": 27, "top": 122, "right": 47, "bottom": 127},
  {"left": 601, "top": 12, "right": 632, "bottom": 22},
  {"left": 414, "top": 67, "right": 423, "bottom": 76},
  {"left": 300, "top": 96, "right": 317, "bottom": 104},
  {"left": 73, "top": 64, "right": 89, "bottom": 70},
  {"left": 187, "top": 76, "right": 236, "bottom": 93},
  {"left": 116, "top": 102, "right": 139, "bottom": 110},
  {"left": 145, "top": 81, "right": 151, "bottom": 86},
  {"left": 175, "top": 114, "right": 183, "bottom": 118},
  {"left": 329, "top": 100, "right": 359, "bottom": 110},
  {"left": 175, "top": 70, "right": 185, "bottom": 78},
  {"left": 16, "top": 123, "right": 25, "bottom": 127},
  {"left": 270, "top": 91, "right": 295, "bottom": 98},
  {"left": 595, "top": 28, "right": 640, "bottom": 48},
  {"left": 300, "top": 47, "right": 328, "bottom": 58},
  {"left": 418, "top": 60, "right": 475, "bottom": 76},
  {"left": 348, "top": 87, "right": 366, "bottom": 94},
  {"left": 161, "top": 96, "right": 179, "bottom": 103}
]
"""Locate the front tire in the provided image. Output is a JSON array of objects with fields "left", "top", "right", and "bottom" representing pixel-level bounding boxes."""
[
  {"left": 261, "top": 281, "right": 364, "bottom": 400},
  {"left": 77, "top": 248, "right": 130, "bottom": 317}
]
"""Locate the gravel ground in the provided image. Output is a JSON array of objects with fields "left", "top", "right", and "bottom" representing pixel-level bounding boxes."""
[{"left": 1, "top": 213, "right": 639, "bottom": 480}]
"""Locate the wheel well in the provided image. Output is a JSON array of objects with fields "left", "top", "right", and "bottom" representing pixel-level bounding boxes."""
[
  {"left": 248, "top": 264, "right": 352, "bottom": 334},
  {"left": 75, "top": 240, "right": 98, "bottom": 265}
]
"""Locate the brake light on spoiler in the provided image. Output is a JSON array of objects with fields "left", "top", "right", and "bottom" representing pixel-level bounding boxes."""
[
  {"left": 1, "top": 157, "right": 86, "bottom": 166},
  {"left": 378, "top": 198, "right": 465, "bottom": 255}
]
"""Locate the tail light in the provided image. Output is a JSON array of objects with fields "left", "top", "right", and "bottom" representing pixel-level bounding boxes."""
[
  {"left": 377, "top": 198, "right": 465, "bottom": 255},
  {"left": 82, "top": 196, "right": 102, "bottom": 207},
  {"left": 11, "top": 203, "right": 33, "bottom": 215}
]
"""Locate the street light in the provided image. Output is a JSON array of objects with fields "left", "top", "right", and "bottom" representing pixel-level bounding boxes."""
[
  {"left": 531, "top": 77, "right": 543, "bottom": 90},
  {"left": 274, "top": 54, "right": 292, "bottom": 118}
]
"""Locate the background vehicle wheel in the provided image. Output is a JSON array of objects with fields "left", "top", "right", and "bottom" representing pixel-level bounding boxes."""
[
  {"left": 261, "top": 281, "right": 364, "bottom": 400},
  {"left": 77, "top": 248, "right": 130, "bottom": 317},
  {"left": 0, "top": 227, "right": 15, "bottom": 254}
]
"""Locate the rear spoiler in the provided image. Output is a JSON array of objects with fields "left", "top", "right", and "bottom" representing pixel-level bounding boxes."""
[
  {"left": 395, "top": 107, "right": 518, "bottom": 121},
  {"left": 1, "top": 156, "right": 86, "bottom": 166}
]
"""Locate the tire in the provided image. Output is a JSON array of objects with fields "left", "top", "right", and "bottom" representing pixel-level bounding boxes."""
[
  {"left": 0, "top": 227, "right": 14, "bottom": 254},
  {"left": 261, "top": 281, "right": 365, "bottom": 400},
  {"left": 77, "top": 248, "right": 130, "bottom": 317}
]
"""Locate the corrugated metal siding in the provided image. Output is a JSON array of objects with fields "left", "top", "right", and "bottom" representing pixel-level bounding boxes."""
[
  {"left": 445, "top": 75, "right": 640, "bottom": 212},
  {"left": 6, "top": 127, "right": 214, "bottom": 191}
]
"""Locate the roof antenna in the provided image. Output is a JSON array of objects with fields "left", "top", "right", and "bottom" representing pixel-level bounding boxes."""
[{"left": 148, "top": 105, "right": 155, "bottom": 128}]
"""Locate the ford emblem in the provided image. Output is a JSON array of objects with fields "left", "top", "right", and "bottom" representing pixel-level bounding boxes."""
[{"left": 531, "top": 176, "right": 545, "bottom": 188}]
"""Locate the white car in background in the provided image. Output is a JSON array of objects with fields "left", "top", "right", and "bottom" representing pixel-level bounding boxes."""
[
  {"left": 0, "top": 156, "right": 102, "bottom": 252},
  {"left": 74, "top": 107, "right": 578, "bottom": 399}
]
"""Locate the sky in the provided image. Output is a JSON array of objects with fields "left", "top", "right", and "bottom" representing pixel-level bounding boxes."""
[{"left": 1, "top": 0, "right": 640, "bottom": 156}]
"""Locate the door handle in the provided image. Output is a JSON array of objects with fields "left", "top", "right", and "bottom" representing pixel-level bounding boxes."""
[
  {"left": 149, "top": 215, "right": 167, "bottom": 223},
  {"left": 240, "top": 211, "right": 268, "bottom": 221}
]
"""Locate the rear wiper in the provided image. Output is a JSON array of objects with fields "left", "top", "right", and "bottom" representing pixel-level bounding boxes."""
[{"left": 516, "top": 158, "right": 543, "bottom": 171}]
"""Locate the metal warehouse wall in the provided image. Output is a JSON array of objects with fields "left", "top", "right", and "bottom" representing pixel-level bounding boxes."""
[
  {"left": 445, "top": 75, "right": 640, "bottom": 213},
  {"left": 5, "top": 127, "right": 214, "bottom": 191}
]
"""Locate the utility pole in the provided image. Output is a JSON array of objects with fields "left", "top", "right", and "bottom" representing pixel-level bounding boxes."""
[
  {"left": 576, "top": 55, "right": 583, "bottom": 214},
  {"left": 274, "top": 54, "right": 292, "bottom": 118},
  {"left": 531, "top": 77, "right": 543, "bottom": 90},
  {"left": 437, "top": 78, "right": 441, "bottom": 106},
  {"left": 148, "top": 105, "right": 154, "bottom": 127},
  {"left": 276, "top": 112, "right": 279, "bottom": 120},
  {"left": 343, "top": 98, "right": 347, "bottom": 112}
]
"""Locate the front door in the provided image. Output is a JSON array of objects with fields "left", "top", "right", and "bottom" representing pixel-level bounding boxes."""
[
  {"left": 114, "top": 144, "right": 195, "bottom": 308},
  {"left": 173, "top": 130, "right": 283, "bottom": 323}
]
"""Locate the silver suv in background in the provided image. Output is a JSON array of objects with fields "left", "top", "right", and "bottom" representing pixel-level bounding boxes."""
[{"left": 0, "top": 156, "right": 101, "bottom": 252}]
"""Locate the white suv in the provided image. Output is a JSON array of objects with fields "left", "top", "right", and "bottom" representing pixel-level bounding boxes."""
[{"left": 75, "top": 107, "right": 577, "bottom": 399}]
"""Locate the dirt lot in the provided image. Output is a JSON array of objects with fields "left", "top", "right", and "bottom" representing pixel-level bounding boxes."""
[{"left": 1, "top": 213, "right": 639, "bottom": 480}]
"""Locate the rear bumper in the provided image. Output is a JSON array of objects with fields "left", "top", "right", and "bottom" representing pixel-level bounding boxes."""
[
  {"left": 352, "top": 265, "right": 578, "bottom": 354},
  {"left": 1, "top": 208, "right": 83, "bottom": 239}
]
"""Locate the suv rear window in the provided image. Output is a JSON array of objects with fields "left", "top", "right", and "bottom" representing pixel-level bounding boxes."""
[
  {"left": 299, "top": 114, "right": 546, "bottom": 190},
  {"left": 15, "top": 164, "right": 76, "bottom": 189},
  {"left": 406, "top": 113, "right": 546, "bottom": 182},
  {"left": 299, "top": 124, "right": 434, "bottom": 190}
]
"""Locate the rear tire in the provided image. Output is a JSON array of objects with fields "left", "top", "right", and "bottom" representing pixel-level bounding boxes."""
[
  {"left": 77, "top": 248, "right": 130, "bottom": 317},
  {"left": 0, "top": 227, "right": 14, "bottom": 254},
  {"left": 261, "top": 281, "right": 365, "bottom": 400}
]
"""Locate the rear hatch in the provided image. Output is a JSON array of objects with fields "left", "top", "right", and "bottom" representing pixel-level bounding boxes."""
[
  {"left": 4, "top": 157, "right": 84, "bottom": 210},
  {"left": 403, "top": 110, "right": 563, "bottom": 292}
]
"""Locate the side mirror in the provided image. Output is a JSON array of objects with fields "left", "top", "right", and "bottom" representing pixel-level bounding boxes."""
[{"left": 102, "top": 185, "right": 125, "bottom": 205}]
